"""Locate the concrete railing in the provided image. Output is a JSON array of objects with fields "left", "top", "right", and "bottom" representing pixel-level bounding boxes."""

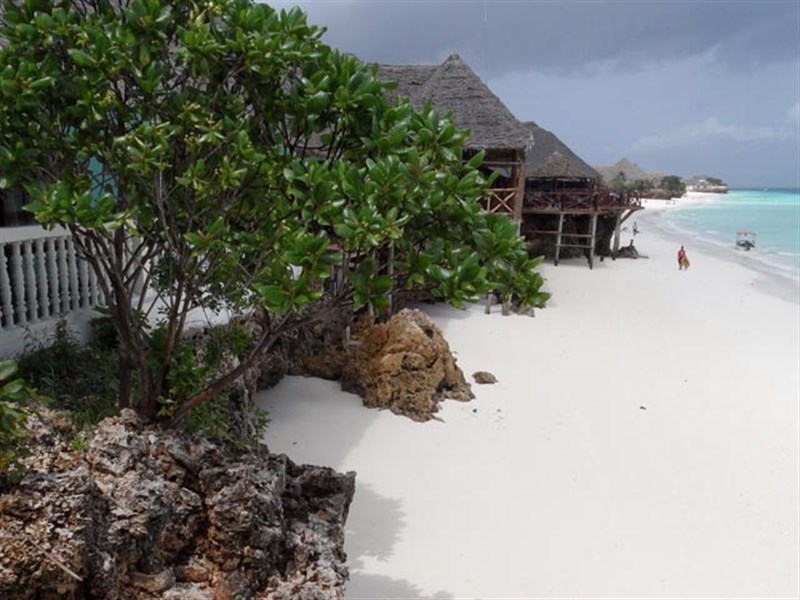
[{"left": 0, "top": 226, "right": 107, "bottom": 355}]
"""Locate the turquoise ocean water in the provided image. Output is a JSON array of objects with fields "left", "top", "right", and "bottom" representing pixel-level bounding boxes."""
[{"left": 659, "top": 188, "right": 800, "bottom": 282}]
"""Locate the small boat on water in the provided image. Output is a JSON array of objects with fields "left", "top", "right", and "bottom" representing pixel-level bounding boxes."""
[{"left": 736, "top": 230, "right": 756, "bottom": 251}]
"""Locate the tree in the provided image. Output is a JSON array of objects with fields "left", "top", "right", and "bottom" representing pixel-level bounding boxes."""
[
  {"left": 627, "top": 179, "right": 651, "bottom": 195},
  {"left": 660, "top": 175, "right": 686, "bottom": 196},
  {"left": 0, "top": 0, "right": 548, "bottom": 422},
  {"left": 610, "top": 171, "right": 627, "bottom": 190}
]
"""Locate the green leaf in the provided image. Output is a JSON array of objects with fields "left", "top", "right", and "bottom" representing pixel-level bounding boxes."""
[
  {"left": 256, "top": 284, "right": 289, "bottom": 312},
  {"left": 67, "top": 49, "right": 96, "bottom": 67},
  {"left": 0, "top": 361, "right": 18, "bottom": 382},
  {"left": 184, "top": 232, "right": 204, "bottom": 247}
]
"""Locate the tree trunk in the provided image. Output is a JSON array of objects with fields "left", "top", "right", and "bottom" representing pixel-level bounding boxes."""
[
  {"left": 168, "top": 311, "right": 295, "bottom": 425},
  {"left": 117, "top": 338, "right": 132, "bottom": 410}
]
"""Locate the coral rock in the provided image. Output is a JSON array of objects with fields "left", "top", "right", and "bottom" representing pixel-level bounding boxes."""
[
  {"left": 473, "top": 371, "right": 498, "bottom": 384},
  {"left": 341, "top": 309, "right": 474, "bottom": 421},
  {"left": 0, "top": 410, "right": 355, "bottom": 600}
]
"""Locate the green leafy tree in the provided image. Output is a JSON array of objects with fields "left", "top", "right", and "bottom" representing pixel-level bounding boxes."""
[
  {"left": 610, "top": 171, "right": 626, "bottom": 191},
  {"left": 0, "top": 0, "right": 548, "bottom": 422},
  {"left": 660, "top": 175, "right": 686, "bottom": 196},
  {"left": 626, "top": 178, "right": 651, "bottom": 195}
]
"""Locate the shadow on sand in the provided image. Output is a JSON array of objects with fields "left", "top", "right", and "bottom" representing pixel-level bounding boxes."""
[
  {"left": 257, "top": 378, "right": 455, "bottom": 599},
  {"left": 345, "top": 484, "right": 454, "bottom": 600},
  {"left": 346, "top": 573, "right": 454, "bottom": 600}
]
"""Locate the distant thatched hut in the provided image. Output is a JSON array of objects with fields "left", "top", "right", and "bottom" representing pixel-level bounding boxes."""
[
  {"left": 378, "top": 54, "right": 531, "bottom": 219},
  {"left": 523, "top": 122, "right": 598, "bottom": 196},
  {"left": 520, "top": 123, "right": 641, "bottom": 267}
]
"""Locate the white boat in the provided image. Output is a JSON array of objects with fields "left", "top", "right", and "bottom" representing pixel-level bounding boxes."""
[{"left": 736, "top": 230, "right": 756, "bottom": 251}]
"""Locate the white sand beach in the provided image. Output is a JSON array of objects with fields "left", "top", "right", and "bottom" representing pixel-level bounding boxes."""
[{"left": 257, "top": 205, "right": 800, "bottom": 599}]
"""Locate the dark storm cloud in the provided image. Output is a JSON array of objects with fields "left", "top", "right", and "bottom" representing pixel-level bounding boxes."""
[
  {"left": 269, "top": 0, "right": 800, "bottom": 77},
  {"left": 266, "top": 0, "right": 800, "bottom": 187}
]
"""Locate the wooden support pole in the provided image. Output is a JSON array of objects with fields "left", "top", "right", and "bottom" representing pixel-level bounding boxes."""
[
  {"left": 588, "top": 213, "right": 598, "bottom": 270},
  {"left": 612, "top": 212, "right": 622, "bottom": 260},
  {"left": 554, "top": 213, "right": 564, "bottom": 267},
  {"left": 513, "top": 161, "right": 526, "bottom": 224}
]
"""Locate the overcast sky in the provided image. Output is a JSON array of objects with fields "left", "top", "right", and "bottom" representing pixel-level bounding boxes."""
[{"left": 268, "top": 0, "right": 800, "bottom": 188}]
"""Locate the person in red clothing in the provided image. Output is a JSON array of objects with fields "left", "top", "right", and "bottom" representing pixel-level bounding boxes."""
[{"left": 677, "top": 246, "right": 689, "bottom": 270}]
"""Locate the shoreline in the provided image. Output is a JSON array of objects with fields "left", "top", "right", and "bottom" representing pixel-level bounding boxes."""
[
  {"left": 637, "top": 192, "right": 800, "bottom": 304},
  {"left": 257, "top": 215, "right": 800, "bottom": 598}
]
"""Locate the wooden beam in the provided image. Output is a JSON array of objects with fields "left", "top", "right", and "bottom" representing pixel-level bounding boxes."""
[
  {"left": 620, "top": 207, "right": 642, "bottom": 225},
  {"left": 554, "top": 213, "right": 564, "bottom": 267},
  {"left": 588, "top": 213, "right": 598, "bottom": 270},
  {"left": 525, "top": 230, "right": 595, "bottom": 238},
  {"left": 612, "top": 212, "right": 622, "bottom": 260},
  {"left": 513, "top": 161, "right": 526, "bottom": 222}
]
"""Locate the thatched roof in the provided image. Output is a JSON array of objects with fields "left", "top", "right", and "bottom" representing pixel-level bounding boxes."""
[
  {"left": 377, "top": 54, "right": 531, "bottom": 153},
  {"left": 524, "top": 122, "right": 598, "bottom": 179}
]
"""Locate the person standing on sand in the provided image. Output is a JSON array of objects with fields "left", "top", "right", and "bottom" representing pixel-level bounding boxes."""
[{"left": 677, "top": 246, "right": 689, "bottom": 270}]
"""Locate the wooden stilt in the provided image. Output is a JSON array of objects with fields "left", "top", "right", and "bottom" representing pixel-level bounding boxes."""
[
  {"left": 513, "top": 161, "right": 526, "bottom": 224},
  {"left": 554, "top": 213, "right": 564, "bottom": 266},
  {"left": 612, "top": 212, "right": 622, "bottom": 260},
  {"left": 588, "top": 213, "right": 598, "bottom": 269}
]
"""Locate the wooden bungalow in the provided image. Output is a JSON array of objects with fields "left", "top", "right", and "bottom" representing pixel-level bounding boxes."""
[
  {"left": 520, "top": 122, "right": 641, "bottom": 268},
  {"left": 378, "top": 54, "right": 531, "bottom": 220}
]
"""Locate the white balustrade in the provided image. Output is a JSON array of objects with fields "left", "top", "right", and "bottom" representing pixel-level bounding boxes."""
[
  {"left": 23, "top": 241, "right": 38, "bottom": 322},
  {"left": 67, "top": 239, "right": 79, "bottom": 312},
  {"left": 10, "top": 242, "right": 26, "bottom": 326},
  {"left": 57, "top": 237, "right": 69, "bottom": 314},
  {"left": 46, "top": 237, "right": 59, "bottom": 319},
  {"left": 35, "top": 238, "right": 50, "bottom": 320},
  {"left": 78, "top": 252, "right": 89, "bottom": 308},
  {"left": 0, "top": 226, "right": 110, "bottom": 332},
  {"left": 88, "top": 262, "right": 100, "bottom": 306},
  {"left": 0, "top": 248, "right": 13, "bottom": 328}
]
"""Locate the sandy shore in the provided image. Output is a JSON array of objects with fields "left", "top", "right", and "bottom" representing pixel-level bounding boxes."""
[{"left": 257, "top": 208, "right": 800, "bottom": 599}]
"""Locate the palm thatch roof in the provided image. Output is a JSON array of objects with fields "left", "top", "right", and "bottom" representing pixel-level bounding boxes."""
[
  {"left": 524, "top": 122, "right": 598, "bottom": 179},
  {"left": 377, "top": 54, "right": 531, "bottom": 153}
]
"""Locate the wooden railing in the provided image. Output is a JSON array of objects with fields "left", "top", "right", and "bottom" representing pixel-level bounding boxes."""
[
  {"left": 523, "top": 189, "right": 642, "bottom": 212},
  {"left": 483, "top": 187, "right": 517, "bottom": 214},
  {"left": 0, "top": 226, "right": 106, "bottom": 330}
]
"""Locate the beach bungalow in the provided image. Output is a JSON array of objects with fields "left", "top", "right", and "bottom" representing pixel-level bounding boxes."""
[
  {"left": 520, "top": 122, "right": 641, "bottom": 268},
  {"left": 377, "top": 54, "right": 531, "bottom": 221}
]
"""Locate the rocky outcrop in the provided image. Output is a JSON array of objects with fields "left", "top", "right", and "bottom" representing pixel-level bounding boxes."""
[
  {"left": 616, "top": 242, "right": 641, "bottom": 259},
  {"left": 187, "top": 305, "right": 473, "bottom": 423},
  {"left": 341, "top": 309, "right": 473, "bottom": 421},
  {"left": 0, "top": 410, "right": 355, "bottom": 600},
  {"left": 473, "top": 371, "right": 498, "bottom": 384}
]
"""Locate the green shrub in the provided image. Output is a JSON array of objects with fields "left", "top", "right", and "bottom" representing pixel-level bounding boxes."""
[
  {"left": 179, "top": 324, "right": 270, "bottom": 453},
  {"left": 1, "top": 360, "right": 31, "bottom": 480},
  {"left": 186, "top": 393, "right": 270, "bottom": 454},
  {"left": 17, "top": 320, "right": 118, "bottom": 429}
]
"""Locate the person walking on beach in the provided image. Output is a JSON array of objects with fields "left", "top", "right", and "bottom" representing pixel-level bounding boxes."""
[{"left": 677, "top": 245, "right": 689, "bottom": 270}]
